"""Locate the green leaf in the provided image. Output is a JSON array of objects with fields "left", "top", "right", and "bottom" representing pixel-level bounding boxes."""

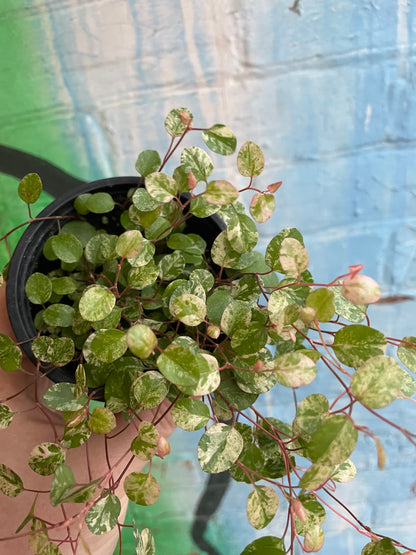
[
  {"left": 132, "top": 188, "right": 162, "bottom": 212},
  {"left": 85, "top": 493, "right": 121, "bottom": 535},
  {"left": 247, "top": 486, "right": 279, "bottom": 530},
  {"left": 25, "top": 273, "right": 52, "bottom": 304},
  {"left": 51, "top": 233, "right": 83, "bottom": 263},
  {"left": 292, "top": 394, "right": 329, "bottom": 442},
  {"left": 32, "top": 336, "right": 75, "bottom": 367},
  {"left": 307, "top": 415, "right": 358, "bottom": 466},
  {"left": 304, "top": 526, "right": 325, "bottom": 552},
  {"left": 229, "top": 442, "right": 268, "bottom": 484},
  {"left": 104, "top": 360, "right": 143, "bottom": 413},
  {"left": 90, "top": 329, "right": 127, "bottom": 363},
  {"left": 18, "top": 173, "right": 42, "bottom": 204},
  {"left": 305, "top": 288, "right": 335, "bottom": 322},
  {"left": 256, "top": 417, "right": 292, "bottom": 458},
  {"left": 132, "top": 371, "right": 169, "bottom": 410},
  {"left": 227, "top": 214, "right": 258, "bottom": 254},
  {"left": 88, "top": 407, "right": 117, "bottom": 434},
  {"left": 164, "top": 107, "right": 193, "bottom": 136},
  {"left": 398, "top": 336, "right": 416, "bottom": 373},
  {"left": 130, "top": 421, "right": 159, "bottom": 460},
  {"left": 249, "top": 193, "right": 276, "bottom": 223},
  {"left": 79, "top": 285, "right": 116, "bottom": 322},
  {"left": 206, "top": 289, "right": 232, "bottom": 325},
  {"left": 204, "top": 180, "right": 239, "bottom": 206},
  {"left": 274, "top": 351, "right": 317, "bottom": 388},
  {"left": 351, "top": 355, "right": 405, "bottom": 408},
  {"left": 28, "top": 443, "right": 66, "bottom": 476},
  {"left": 240, "top": 536, "right": 285, "bottom": 555},
  {"left": 237, "top": 141, "right": 265, "bottom": 177},
  {"left": 124, "top": 472, "right": 161, "bottom": 506},
  {"left": 278, "top": 237, "right": 309, "bottom": 276},
  {"left": 61, "top": 420, "right": 91, "bottom": 449},
  {"left": 159, "top": 251, "right": 185, "bottom": 280},
  {"left": 145, "top": 172, "right": 177, "bottom": 203},
  {"left": 220, "top": 300, "right": 251, "bottom": 336},
  {"left": 116, "top": 230, "right": 143, "bottom": 259},
  {"left": 51, "top": 276, "right": 77, "bottom": 296},
  {"left": 128, "top": 261, "right": 159, "bottom": 288},
  {"left": 231, "top": 321, "right": 268, "bottom": 355},
  {"left": 28, "top": 518, "right": 61, "bottom": 554},
  {"left": 136, "top": 150, "right": 161, "bottom": 176},
  {"left": 197, "top": 423, "right": 244, "bottom": 473},
  {"left": 134, "top": 525, "right": 156, "bottom": 555},
  {"left": 0, "top": 464, "right": 24, "bottom": 497},
  {"left": 127, "top": 325, "right": 158, "bottom": 359},
  {"left": 330, "top": 281, "right": 367, "bottom": 323},
  {"left": 332, "top": 325, "right": 386, "bottom": 368},
  {"left": 74, "top": 364, "right": 86, "bottom": 399},
  {"left": 190, "top": 195, "right": 221, "bottom": 218},
  {"left": 294, "top": 492, "right": 326, "bottom": 537},
  {"left": 50, "top": 464, "right": 76, "bottom": 506},
  {"left": 215, "top": 370, "right": 258, "bottom": 410},
  {"left": 74, "top": 193, "right": 92, "bottom": 215},
  {"left": 331, "top": 459, "right": 357, "bottom": 483},
  {"left": 265, "top": 228, "right": 305, "bottom": 273},
  {"left": 85, "top": 233, "right": 117, "bottom": 265},
  {"left": 60, "top": 481, "right": 98, "bottom": 504},
  {"left": 211, "top": 230, "right": 253, "bottom": 269},
  {"left": 127, "top": 240, "right": 156, "bottom": 269},
  {"left": 171, "top": 398, "right": 210, "bottom": 431},
  {"left": 43, "top": 383, "right": 88, "bottom": 412},
  {"left": 0, "top": 333, "right": 22, "bottom": 371},
  {"left": 299, "top": 463, "right": 333, "bottom": 491},
  {"left": 202, "top": 124, "right": 237, "bottom": 155},
  {"left": 170, "top": 293, "right": 206, "bottom": 326},
  {"left": 181, "top": 146, "right": 213, "bottom": 182},
  {"left": 361, "top": 538, "right": 401, "bottom": 554},
  {"left": 61, "top": 220, "right": 97, "bottom": 246},
  {"left": 190, "top": 268, "right": 215, "bottom": 292},
  {"left": 0, "top": 403, "right": 13, "bottom": 429},
  {"left": 42, "top": 304, "right": 74, "bottom": 327},
  {"left": 179, "top": 353, "right": 220, "bottom": 397},
  {"left": 86, "top": 192, "right": 115, "bottom": 214},
  {"left": 157, "top": 343, "right": 212, "bottom": 389}
]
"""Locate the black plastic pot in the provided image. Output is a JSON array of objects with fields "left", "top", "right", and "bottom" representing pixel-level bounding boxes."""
[{"left": 6, "top": 176, "right": 224, "bottom": 384}]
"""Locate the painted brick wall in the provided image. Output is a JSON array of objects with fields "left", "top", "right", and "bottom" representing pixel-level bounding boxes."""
[{"left": 0, "top": 1, "right": 415, "bottom": 553}]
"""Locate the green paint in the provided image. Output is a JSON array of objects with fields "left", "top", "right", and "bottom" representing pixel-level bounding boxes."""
[{"left": 114, "top": 457, "right": 204, "bottom": 555}]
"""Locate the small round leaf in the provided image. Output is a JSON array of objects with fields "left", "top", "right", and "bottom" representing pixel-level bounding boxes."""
[
  {"left": 28, "top": 443, "right": 66, "bottom": 476},
  {"left": 124, "top": 472, "right": 160, "bottom": 506},
  {"left": 90, "top": 329, "right": 127, "bottom": 363},
  {"left": 88, "top": 407, "right": 117, "bottom": 434},
  {"left": 85, "top": 494, "right": 121, "bottom": 535},
  {"left": 51, "top": 233, "right": 83, "bottom": 263},
  {"left": 197, "top": 423, "right": 243, "bottom": 474},
  {"left": 171, "top": 398, "right": 210, "bottom": 431},
  {"left": 79, "top": 285, "right": 116, "bottom": 322},
  {"left": 86, "top": 192, "right": 115, "bottom": 214},
  {"left": 237, "top": 141, "right": 265, "bottom": 177},
  {"left": 25, "top": 273, "right": 52, "bottom": 304},
  {"left": 18, "top": 173, "right": 42, "bottom": 204}
]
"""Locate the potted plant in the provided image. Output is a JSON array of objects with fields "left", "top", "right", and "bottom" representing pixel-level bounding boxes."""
[{"left": 0, "top": 107, "right": 415, "bottom": 555}]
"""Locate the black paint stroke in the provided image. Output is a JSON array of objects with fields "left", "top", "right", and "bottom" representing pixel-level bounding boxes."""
[
  {"left": 191, "top": 471, "right": 231, "bottom": 555},
  {"left": 0, "top": 141, "right": 231, "bottom": 554},
  {"left": 0, "top": 144, "right": 86, "bottom": 196}
]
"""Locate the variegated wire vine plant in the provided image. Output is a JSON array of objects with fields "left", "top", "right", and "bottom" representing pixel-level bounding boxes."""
[{"left": 0, "top": 107, "right": 416, "bottom": 555}]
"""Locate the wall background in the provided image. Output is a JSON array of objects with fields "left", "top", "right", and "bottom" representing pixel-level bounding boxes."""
[{"left": 0, "top": 1, "right": 415, "bottom": 554}]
